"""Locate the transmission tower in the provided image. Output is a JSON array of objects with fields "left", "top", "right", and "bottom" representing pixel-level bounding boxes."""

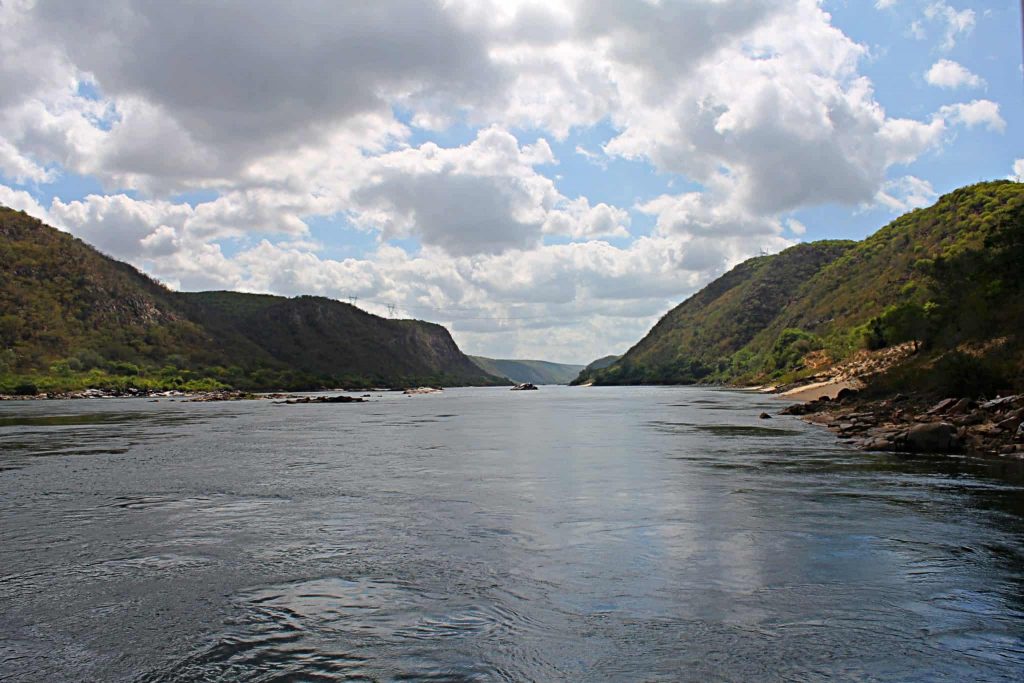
[{"left": 387, "top": 303, "right": 396, "bottom": 318}]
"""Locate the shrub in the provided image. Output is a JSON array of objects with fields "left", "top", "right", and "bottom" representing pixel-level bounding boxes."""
[{"left": 107, "top": 361, "right": 140, "bottom": 376}]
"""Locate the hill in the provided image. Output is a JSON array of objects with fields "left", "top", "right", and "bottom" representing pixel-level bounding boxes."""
[
  {"left": 0, "top": 208, "right": 504, "bottom": 392},
  {"left": 575, "top": 241, "right": 855, "bottom": 384},
  {"left": 583, "top": 355, "right": 620, "bottom": 372},
  {"left": 469, "top": 356, "right": 584, "bottom": 385},
  {"left": 580, "top": 181, "right": 1024, "bottom": 395}
]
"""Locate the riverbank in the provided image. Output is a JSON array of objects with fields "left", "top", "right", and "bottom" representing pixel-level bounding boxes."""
[
  {"left": 1, "top": 388, "right": 305, "bottom": 402},
  {"left": 779, "top": 391, "right": 1024, "bottom": 457}
]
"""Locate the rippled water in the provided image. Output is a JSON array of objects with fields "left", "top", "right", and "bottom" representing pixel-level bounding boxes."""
[{"left": 2, "top": 386, "right": 1023, "bottom": 681}]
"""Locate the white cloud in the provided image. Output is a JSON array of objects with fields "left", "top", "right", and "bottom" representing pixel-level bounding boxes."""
[
  {"left": 348, "top": 127, "right": 627, "bottom": 255},
  {"left": 1011, "top": 159, "right": 1024, "bottom": 183},
  {"left": 875, "top": 175, "right": 937, "bottom": 212},
  {"left": 0, "top": 184, "right": 50, "bottom": 223},
  {"left": 925, "top": 59, "right": 984, "bottom": 89},
  {"left": 786, "top": 218, "right": 807, "bottom": 236},
  {"left": 938, "top": 100, "right": 1006, "bottom": 132},
  {"left": 924, "top": 1, "right": 975, "bottom": 51},
  {"left": 0, "top": 137, "right": 56, "bottom": 184},
  {"left": 0, "top": 0, "right": 1010, "bottom": 361}
]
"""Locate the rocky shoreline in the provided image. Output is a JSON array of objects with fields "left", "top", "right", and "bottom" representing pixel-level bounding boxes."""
[
  {"left": 779, "top": 391, "right": 1024, "bottom": 458},
  {"left": 0, "top": 388, "right": 358, "bottom": 402}
]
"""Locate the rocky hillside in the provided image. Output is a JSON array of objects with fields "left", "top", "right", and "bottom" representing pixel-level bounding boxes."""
[
  {"left": 469, "top": 356, "right": 584, "bottom": 385},
  {"left": 0, "top": 208, "right": 504, "bottom": 392},
  {"left": 580, "top": 181, "right": 1024, "bottom": 395}
]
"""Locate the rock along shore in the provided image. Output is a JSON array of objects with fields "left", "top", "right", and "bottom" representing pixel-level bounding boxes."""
[{"left": 780, "top": 391, "right": 1024, "bottom": 458}]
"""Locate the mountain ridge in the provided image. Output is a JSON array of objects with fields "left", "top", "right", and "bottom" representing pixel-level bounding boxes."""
[
  {"left": 576, "top": 180, "right": 1024, "bottom": 395},
  {"left": 0, "top": 207, "right": 506, "bottom": 392},
  {"left": 468, "top": 356, "right": 584, "bottom": 385}
]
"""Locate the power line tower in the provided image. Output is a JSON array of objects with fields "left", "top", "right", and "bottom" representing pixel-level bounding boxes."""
[
  {"left": 348, "top": 296, "right": 358, "bottom": 306},
  {"left": 387, "top": 303, "right": 396, "bottom": 318}
]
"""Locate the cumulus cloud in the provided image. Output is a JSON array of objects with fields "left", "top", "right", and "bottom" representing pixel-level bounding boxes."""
[
  {"left": 875, "top": 175, "right": 937, "bottom": 212},
  {"left": 595, "top": 1, "right": 947, "bottom": 219},
  {"left": 348, "top": 127, "right": 627, "bottom": 255},
  {"left": 0, "top": 184, "right": 50, "bottom": 222},
  {"left": 938, "top": 100, "right": 1006, "bottom": 132},
  {"left": 925, "top": 59, "right": 984, "bottom": 89},
  {"left": 0, "top": 0, "right": 1010, "bottom": 360},
  {"left": 1011, "top": 159, "right": 1024, "bottom": 183}
]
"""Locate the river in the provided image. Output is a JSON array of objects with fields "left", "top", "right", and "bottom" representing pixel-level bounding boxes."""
[{"left": 2, "top": 386, "right": 1023, "bottom": 681}]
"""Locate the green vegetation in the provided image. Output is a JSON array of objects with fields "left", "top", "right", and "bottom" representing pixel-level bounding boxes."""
[
  {"left": 0, "top": 208, "right": 507, "bottom": 393},
  {"left": 469, "top": 356, "right": 585, "bottom": 385},
  {"left": 579, "top": 181, "right": 1024, "bottom": 395},
  {"left": 574, "top": 241, "right": 855, "bottom": 385}
]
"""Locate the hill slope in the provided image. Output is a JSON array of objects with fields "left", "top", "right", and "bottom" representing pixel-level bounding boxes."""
[
  {"left": 469, "top": 356, "right": 584, "bottom": 385},
  {"left": 575, "top": 241, "right": 855, "bottom": 385},
  {"left": 581, "top": 181, "right": 1024, "bottom": 393},
  {"left": 0, "top": 208, "right": 503, "bottom": 391}
]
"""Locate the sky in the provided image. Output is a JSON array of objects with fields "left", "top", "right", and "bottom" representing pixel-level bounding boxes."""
[{"left": 0, "top": 0, "right": 1020, "bottom": 364}]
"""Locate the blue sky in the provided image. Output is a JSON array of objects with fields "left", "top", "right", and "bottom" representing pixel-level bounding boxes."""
[{"left": 0, "top": 0, "right": 1020, "bottom": 362}]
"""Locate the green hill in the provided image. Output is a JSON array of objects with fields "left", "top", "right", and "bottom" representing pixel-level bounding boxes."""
[
  {"left": 575, "top": 241, "right": 855, "bottom": 384},
  {"left": 583, "top": 355, "right": 620, "bottom": 372},
  {"left": 469, "top": 356, "right": 584, "bottom": 384},
  {"left": 580, "top": 181, "right": 1024, "bottom": 394},
  {"left": 0, "top": 208, "right": 505, "bottom": 392}
]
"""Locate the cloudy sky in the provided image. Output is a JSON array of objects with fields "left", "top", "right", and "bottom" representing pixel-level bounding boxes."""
[{"left": 0, "top": 0, "right": 1020, "bottom": 363}]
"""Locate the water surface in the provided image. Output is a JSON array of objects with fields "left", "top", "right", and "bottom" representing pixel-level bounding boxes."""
[{"left": 1, "top": 386, "right": 1023, "bottom": 681}]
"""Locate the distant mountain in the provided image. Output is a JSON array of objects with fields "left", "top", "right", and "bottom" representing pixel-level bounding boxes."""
[
  {"left": 579, "top": 181, "right": 1024, "bottom": 395},
  {"left": 469, "top": 356, "right": 584, "bottom": 385},
  {"left": 0, "top": 208, "right": 506, "bottom": 392}
]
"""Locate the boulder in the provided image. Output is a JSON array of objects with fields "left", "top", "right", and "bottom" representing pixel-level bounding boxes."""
[
  {"left": 904, "top": 422, "right": 959, "bottom": 453},
  {"left": 948, "top": 398, "right": 973, "bottom": 415},
  {"left": 759, "top": 412, "right": 772, "bottom": 419},
  {"left": 836, "top": 387, "right": 859, "bottom": 402},
  {"left": 927, "top": 398, "right": 958, "bottom": 415},
  {"left": 980, "top": 395, "right": 1022, "bottom": 410}
]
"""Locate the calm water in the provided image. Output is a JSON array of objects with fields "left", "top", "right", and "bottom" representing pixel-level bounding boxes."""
[{"left": 2, "top": 386, "right": 1023, "bottom": 681}]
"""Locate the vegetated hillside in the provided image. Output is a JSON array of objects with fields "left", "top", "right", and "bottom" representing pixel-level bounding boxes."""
[
  {"left": 583, "top": 355, "right": 620, "bottom": 372},
  {"left": 571, "top": 354, "right": 621, "bottom": 384},
  {"left": 0, "top": 208, "right": 505, "bottom": 392},
  {"left": 469, "top": 356, "right": 584, "bottom": 385},
  {"left": 183, "top": 291, "right": 499, "bottom": 387},
  {"left": 581, "top": 180, "right": 1024, "bottom": 395},
  {"left": 0, "top": 207, "right": 227, "bottom": 381},
  {"left": 575, "top": 241, "right": 855, "bottom": 385}
]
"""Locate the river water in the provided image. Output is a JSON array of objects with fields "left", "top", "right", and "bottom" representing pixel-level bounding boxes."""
[{"left": 1, "top": 386, "right": 1023, "bottom": 681}]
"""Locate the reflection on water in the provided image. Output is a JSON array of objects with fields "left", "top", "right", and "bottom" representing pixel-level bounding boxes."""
[{"left": 1, "top": 387, "right": 1023, "bottom": 681}]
